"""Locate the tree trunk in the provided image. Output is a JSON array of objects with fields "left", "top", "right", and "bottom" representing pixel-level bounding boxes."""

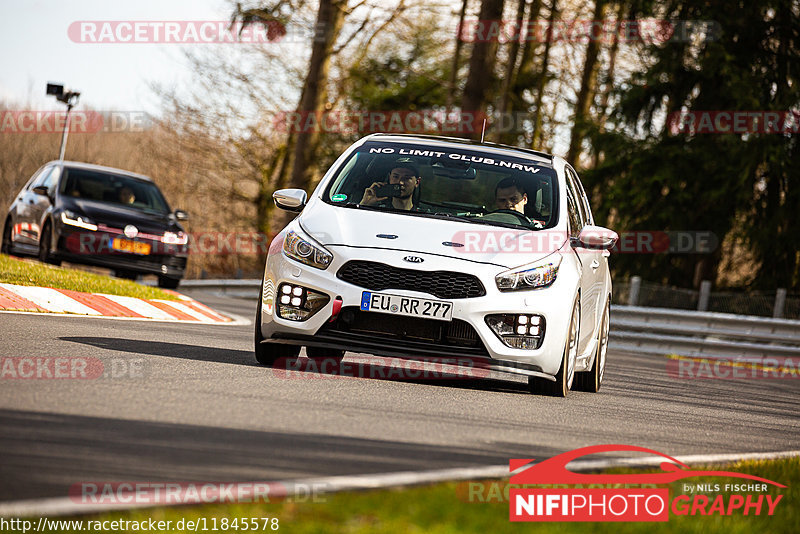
[
  {"left": 500, "top": 0, "right": 542, "bottom": 145},
  {"left": 531, "top": 0, "right": 558, "bottom": 149},
  {"left": 460, "top": 0, "right": 506, "bottom": 139},
  {"left": 566, "top": 0, "right": 606, "bottom": 166},
  {"left": 447, "top": 0, "right": 470, "bottom": 111},
  {"left": 596, "top": 1, "right": 624, "bottom": 126},
  {"left": 287, "top": 0, "right": 346, "bottom": 194},
  {"left": 495, "top": 0, "right": 528, "bottom": 141}
]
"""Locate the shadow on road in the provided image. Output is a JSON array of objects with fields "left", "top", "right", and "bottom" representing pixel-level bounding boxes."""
[
  {"left": 59, "top": 337, "right": 531, "bottom": 395},
  {"left": 0, "top": 409, "right": 563, "bottom": 502},
  {"left": 60, "top": 336, "right": 258, "bottom": 367}
]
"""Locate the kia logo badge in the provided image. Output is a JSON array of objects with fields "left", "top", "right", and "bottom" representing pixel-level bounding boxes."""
[{"left": 403, "top": 256, "right": 424, "bottom": 263}]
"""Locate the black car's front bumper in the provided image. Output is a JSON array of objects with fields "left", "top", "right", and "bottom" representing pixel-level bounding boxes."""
[{"left": 55, "top": 225, "right": 187, "bottom": 278}]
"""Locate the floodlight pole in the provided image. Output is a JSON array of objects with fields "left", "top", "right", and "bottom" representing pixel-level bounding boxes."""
[
  {"left": 47, "top": 83, "right": 80, "bottom": 160},
  {"left": 58, "top": 100, "right": 75, "bottom": 161}
]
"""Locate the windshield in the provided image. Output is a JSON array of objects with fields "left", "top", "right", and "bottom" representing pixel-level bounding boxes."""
[
  {"left": 59, "top": 168, "right": 170, "bottom": 214},
  {"left": 323, "top": 141, "right": 558, "bottom": 230}
]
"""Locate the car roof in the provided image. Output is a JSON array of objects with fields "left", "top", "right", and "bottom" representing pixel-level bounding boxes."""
[
  {"left": 362, "top": 133, "right": 554, "bottom": 165},
  {"left": 45, "top": 160, "right": 154, "bottom": 182}
]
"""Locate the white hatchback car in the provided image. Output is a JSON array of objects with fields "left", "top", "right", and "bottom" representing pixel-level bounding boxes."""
[{"left": 255, "top": 134, "right": 617, "bottom": 396}]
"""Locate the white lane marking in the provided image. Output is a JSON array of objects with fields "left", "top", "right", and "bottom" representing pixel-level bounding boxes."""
[
  {"left": 151, "top": 299, "right": 217, "bottom": 322},
  {"left": 0, "top": 449, "right": 797, "bottom": 517},
  {"left": 100, "top": 294, "right": 177, "bottom": 320},
  {"left": 0, "top": 284, "right": 101, "bottom": 315}
]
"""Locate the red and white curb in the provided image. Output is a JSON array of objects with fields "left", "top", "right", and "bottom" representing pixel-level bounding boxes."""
[{"left": 0, "top": 283, "right": 233, "bottom": 324}]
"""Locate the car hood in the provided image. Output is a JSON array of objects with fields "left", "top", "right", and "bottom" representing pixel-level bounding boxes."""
[
  {"left": 299, "top": 199, "right": 565, "bottom": 269},
  {"left": 65, "top": 198, "right": 178, "bottom": 234}
]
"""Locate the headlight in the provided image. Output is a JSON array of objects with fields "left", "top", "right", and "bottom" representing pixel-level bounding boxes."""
[
  {"left": 161, "top": 231, "right": 188, "bottom": 245},
  {"left": 495, "top": 255, "right": 561, "bottom": 291},
  {"left": 283, "top": 229, "right": 333, "bottom": 269},
  {"left": 61, "top": 211, "right": 97, "bottom": 231}
]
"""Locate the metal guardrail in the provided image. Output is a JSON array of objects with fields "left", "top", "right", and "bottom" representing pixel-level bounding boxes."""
[
  {"left": 179, "top": 279, "right": 261, "bottom": 298},
  {"left": 610, "top": 305, "right": 800, "bottom": 360},
  {"left": 179, "top": 280, "right": 800, "bottom": 360}
]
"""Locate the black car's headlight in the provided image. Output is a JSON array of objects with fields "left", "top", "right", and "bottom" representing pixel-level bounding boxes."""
[
  {"left": 61, "top": 211, "right": 97, "bottom": 231},
  {"left": 495, "top": 255, "right": 561, "bottom": 291},
  {"left": 161, "top": 231, "right": 188, "bottom": 245},
  {"left": 282, "top": 229, "right": 333, "bottom": 270}
]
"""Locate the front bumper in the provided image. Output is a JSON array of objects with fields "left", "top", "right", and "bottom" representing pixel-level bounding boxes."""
[
  {"left": 55, "top": 224, "right": 187, "bottom": 278},
  {"left": 259, "top": 245, "right": 579, "bottom": 378}
]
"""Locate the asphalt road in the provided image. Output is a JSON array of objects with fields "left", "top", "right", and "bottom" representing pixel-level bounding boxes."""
[{"left": 1, "top": 292, "right": 799, "bottom": 501}]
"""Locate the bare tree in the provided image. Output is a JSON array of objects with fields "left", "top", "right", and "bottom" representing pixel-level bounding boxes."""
[
  {"left": 567, "top": 0, "right": 606, "bottom": 165},
  {"left": 461, "top": 0, "right": 506, "bottom": 139}
]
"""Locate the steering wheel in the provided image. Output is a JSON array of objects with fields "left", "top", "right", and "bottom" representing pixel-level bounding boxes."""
[{"left": 485, "top": 208, "right": 531, "bottom": 225}]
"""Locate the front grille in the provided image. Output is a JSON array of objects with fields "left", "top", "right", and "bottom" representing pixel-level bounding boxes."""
[
  {"left": 337, "top": 260, "right": 485, "bottom": 299},
  {"left": 322, "top": 307, "right": 482, "bottom": 349}
]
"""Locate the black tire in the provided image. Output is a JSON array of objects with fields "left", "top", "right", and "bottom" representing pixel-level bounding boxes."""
[
  {"left": 158, "top": 275, "right": 181, "bottom": 289},
  {"left": 37, "top": 221, "right": 61, "bottom": 266},
  {"left": 574, "top": 299, "right": 610, "bottom": 393},
  {"left": 306, "top": 347, "right": 345, "bottom": 362},
  {"left": 528, "top": 296, "right": 580, "bottom": 397},
  {"left": 115, "top": 270, "right": 138, "bottom": 280},
  {"left": 1, "top": 218, "right": 12, "bottom": 255},
  {"left": 254, "top": 300, "right": 300, "bottom": 366}
]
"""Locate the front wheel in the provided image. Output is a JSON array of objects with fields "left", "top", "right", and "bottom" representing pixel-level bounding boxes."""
[
  {"left": 158, "top": 275, "right": 181, "bottom": 289},
  {"left": 115, "top": 270, "right": 138, "bottom": 280},
  {"left": 254, "top": 300, "right": 300, "bottom": 366},
  {"left": 574, "top": 299, "right": 609, "bottom": 393},
  {"left": 37, "top": 222, "right": 61, "bottom": 266},
  {"left": 1, "top": 218, "right": 12, "bottom": 255},
  {"left": 306, "top": 347, "right": 345, "bottom": 362},
  {"left": 528, "top": 297, "right": 579, "bottom": 397}
]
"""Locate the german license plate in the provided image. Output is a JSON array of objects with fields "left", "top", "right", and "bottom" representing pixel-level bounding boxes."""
[
  {"left": 110, "top": 237, "right": 151, "bottom": 255},
  {"left": 360, "top": 291, "right": 453, "bottom": 321}
]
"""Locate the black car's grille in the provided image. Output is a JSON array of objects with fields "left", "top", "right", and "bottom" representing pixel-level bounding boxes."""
[
  {"left": 321, "top": 307, "right": 484, "bottom": 351},
  {"left": 337, "top": 260, "right": 485, "bottom": 299}
]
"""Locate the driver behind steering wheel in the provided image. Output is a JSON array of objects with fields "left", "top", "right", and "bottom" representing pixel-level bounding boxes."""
[
  {"left": 493, "top": 177, "right": 546, "bottom": 228},
  {"left": 494, "top": 177, "right": 528, "bottom": 213}
]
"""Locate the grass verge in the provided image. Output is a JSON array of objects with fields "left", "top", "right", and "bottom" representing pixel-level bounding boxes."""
[
  {"left": 23, "top": 456, "right": 798, "bottom": 533},
  {"left": 0, "top": 254, "right": 178, "bottom": 301}
]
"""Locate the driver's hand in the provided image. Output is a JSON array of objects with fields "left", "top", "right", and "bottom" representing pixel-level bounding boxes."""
[{"left": 360, "top": 181, "right": 387, "bottom": 205}]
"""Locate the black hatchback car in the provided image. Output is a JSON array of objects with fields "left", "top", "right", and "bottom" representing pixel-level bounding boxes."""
[{"left": 1, "top": 161, "right": 189, "bottom": 288}]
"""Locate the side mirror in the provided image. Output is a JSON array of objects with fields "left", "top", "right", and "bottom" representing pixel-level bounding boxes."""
[
  {"left": 174, "top": 209, "right": 189, "bottom": 221},
  {"left": 273, "top": 188, "right": 307, "bottom": 212},
  {"left": 32, "top": 186, "right": 50, "bottom": 196},
  {"left": 571, "top": 225, "right": 619, "bottom": 250}
]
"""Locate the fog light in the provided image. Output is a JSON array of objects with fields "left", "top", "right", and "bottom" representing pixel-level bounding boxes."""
[
  {"left": 485, "top": 313, "right": 545, "bottom": 350},
  {"left": 277, "top": 283, "right": 330, "bottom": 321}
]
